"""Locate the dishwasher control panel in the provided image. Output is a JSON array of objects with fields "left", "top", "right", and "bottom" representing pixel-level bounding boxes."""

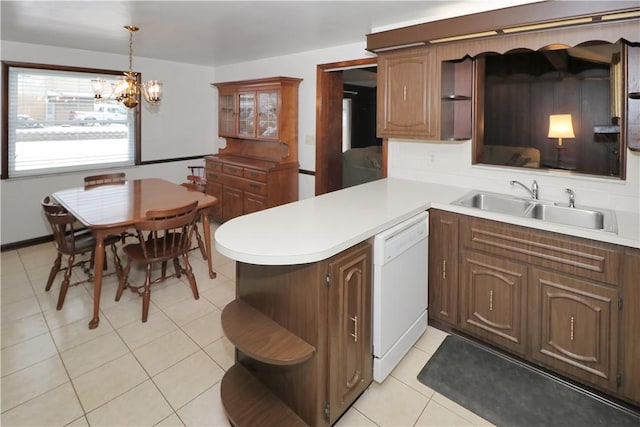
[{"left": 373, "top": 211, "right": 429, "bottom": 265}]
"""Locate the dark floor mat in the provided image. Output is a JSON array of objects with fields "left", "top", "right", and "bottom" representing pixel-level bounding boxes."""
[{"left": 417, "top": 335, "right": 640, "bottom": 427}]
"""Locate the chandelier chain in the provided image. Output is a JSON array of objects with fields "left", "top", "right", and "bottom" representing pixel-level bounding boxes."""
[
  {"left": 128, "top": 29, "right": 133, "bottom": 72},
  {"left": 91, "top": 25, "right": 162, "bottom": 108}
]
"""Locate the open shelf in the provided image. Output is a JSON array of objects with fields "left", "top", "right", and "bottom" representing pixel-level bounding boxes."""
[
  {"left": 221, "top": 363, "right": 309, "bottom": 427},
  {"left": 221, "top": 299, "right": 316, "bottom": 365},
  {"left": 440, "top": 57, "right": 473, "bottom": 141}
]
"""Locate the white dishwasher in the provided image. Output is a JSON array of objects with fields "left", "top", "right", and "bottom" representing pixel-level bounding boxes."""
[{"left": 373, "top": 211, "right": 429, "bottom": 383}]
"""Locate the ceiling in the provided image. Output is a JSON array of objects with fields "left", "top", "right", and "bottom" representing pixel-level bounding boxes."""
[{"left": 0, "top": 1, "right": 539, "bottom": 67}]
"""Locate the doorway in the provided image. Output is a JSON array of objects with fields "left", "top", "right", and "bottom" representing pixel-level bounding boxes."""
[{"left": 315, "top": 57, "right": 386, "bottom": 196}]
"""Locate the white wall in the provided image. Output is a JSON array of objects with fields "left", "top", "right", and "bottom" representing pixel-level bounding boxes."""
[
  {"left": 0, "top": 41, "right": 217, "bottom": 245},
  {"left": 388, "top": 138, "right": 640, "bottom": 214}
]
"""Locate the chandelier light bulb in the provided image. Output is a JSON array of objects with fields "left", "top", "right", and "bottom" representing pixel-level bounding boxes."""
[{"left": 91, "top": 25, "right": 163, "bottom": 108}]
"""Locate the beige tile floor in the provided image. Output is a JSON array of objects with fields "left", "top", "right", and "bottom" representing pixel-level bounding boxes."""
[{"left": 1, "top": 222, "right": 493, "bottom": 427}]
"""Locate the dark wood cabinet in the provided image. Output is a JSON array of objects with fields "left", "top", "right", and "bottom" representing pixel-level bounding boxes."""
[
  {"left": 529, "top": 268, "right": 619, "bottom": 392},
  {"left": 209, "top": 77, "right": 302, "bottom": 223},
  {"left": 327, "top": 244, "right": 372, "bottom": 424},
  {"left": 428, "top": 209, "right": 459, "bottom": 325},
  {"left": 460, "top": 250, "right": 528, "bottom": 356},
  {"left": 205, "top": 155, "right": 297, "bottom": 223},
  {"left": 376, "top": 47, "right": 474, "bottom": 141},
  {"left": 621, "top": 248, "right": 640, "bottom": 403},
  {"left": 428, "top": 209, "right": 638, "bottom": 405},
  {"left": 377, "top": 46, "right": 438, "bottom": 139},
  {"left": 220, "top": 241, "right": 373, "bottom": 426}
]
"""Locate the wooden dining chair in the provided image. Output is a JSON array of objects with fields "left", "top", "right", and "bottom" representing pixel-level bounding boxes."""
[
  {"left": 187, "top": 165, "right": 205, "bottom": 179},
  {"left": 181, "top": 174, "right": 208, "bottom": 260},
  {"left": 84, "top": 172, "right": 134, "bottom": 243},
  {"left": 42, "top": 196, "right": 122, "bottom": 310},
  {"left": 116, "top": 201, "right": 200, "bottom": 322},
  {"left": 84, "top": 172, "right": 126, "bottom": 187}
]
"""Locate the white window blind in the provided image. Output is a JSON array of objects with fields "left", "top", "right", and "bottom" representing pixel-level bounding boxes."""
[{"left": 6, "top": 66, "right": 136, "bottom": 178}]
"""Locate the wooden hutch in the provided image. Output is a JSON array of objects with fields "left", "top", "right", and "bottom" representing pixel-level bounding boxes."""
[{"left": 207, "top": 76, "right": 302, "bottom": 223}]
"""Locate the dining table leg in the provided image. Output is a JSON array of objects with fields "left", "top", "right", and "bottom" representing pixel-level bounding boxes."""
[
  {"left": 89, "top": 232, "right": 106, "bottom": 329},
  {"left": 201, "top": 210, "right": 217, "bottom": 279}
]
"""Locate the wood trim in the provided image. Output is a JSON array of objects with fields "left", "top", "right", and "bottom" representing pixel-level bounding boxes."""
[
  {"left": 381, "top": 138, "right": 388, "bottom": 178},
  {"left": 315, "top": 64, "right": 344, "bottom": 195},
  {"left": 366, "top": 1, "right": 640, "bottom": 52},
  {"left": 1, "top": 60, "right": 143, "bottom": 179},
  {"left": 315, "top": 57, "right": 378, "bottom": 196}
]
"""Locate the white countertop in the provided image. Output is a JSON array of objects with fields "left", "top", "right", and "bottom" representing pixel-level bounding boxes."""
[{"left": 214, "top": 178, "right": 640, "bottom": 265}]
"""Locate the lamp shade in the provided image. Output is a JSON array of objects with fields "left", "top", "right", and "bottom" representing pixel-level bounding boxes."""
[{"left": 548, "top": 114, "right": 575, "bottom": 138}]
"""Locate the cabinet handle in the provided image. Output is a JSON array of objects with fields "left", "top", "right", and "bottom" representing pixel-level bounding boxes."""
[
  {"left": 403, "top": 85, "right": 407, "bottom": 101},
  {"left": 570, "top": 316, "right": 574, "bottom": 341},
  {"left": 350, "top": 315, "right": 358, "bottom": 342},
  {"left": 249, "top": 183, "right": 260, "bottom": 190},
  {"left": 211, "top": 173, "right": 218, "bottom": 179},
  {"left": 489, "top": 290, "right": 494, "bottom": 311},
  {"left": 442, "top": 260, "right": 447, "bottom": 280}
]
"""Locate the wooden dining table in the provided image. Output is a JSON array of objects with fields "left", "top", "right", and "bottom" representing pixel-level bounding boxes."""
[{"left": 53, "top": 178, "right": 219, "bottom": 329}]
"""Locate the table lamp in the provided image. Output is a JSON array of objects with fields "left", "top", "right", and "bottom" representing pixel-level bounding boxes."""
[{"left": 548, "top": 114, "right": 575, "bottom": 168}]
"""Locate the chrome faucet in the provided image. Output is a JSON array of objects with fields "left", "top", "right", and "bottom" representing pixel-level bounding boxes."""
[
  {"left": 510, "top": 180, "right": 539, "bottom": 199},
  {"left": 566, "top": 188, "right": 575, "bottom": 208}
]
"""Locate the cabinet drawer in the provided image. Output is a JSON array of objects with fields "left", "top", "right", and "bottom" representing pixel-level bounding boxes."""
[
  {"left": 213, "top": 172, "right": 268, "bottom": 197},
  {"left": 206, "top": 160, "right": 223, "bottom": 172},
  {"left": 223, "top": 164, "right": 244, "bottom": 177},
  {"left": 461, "top": 217, "right": 622, "bottom": 286},
  {"left": 243, "top": 168, "right": 268, "bottom": 183},
  {"left": 207, "top": 171, "right": 221, "bottom": 182},
  {"left": 215, "top": 173, "right": 244, "bottom": 188},
  {"left": 243, "top": 180, "right": 267, "bottom": 196}
]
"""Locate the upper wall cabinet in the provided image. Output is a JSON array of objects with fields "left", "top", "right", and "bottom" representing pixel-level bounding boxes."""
[
  {"left": 370, "top": 1, "right": 640, "bottom": 156},
  {"left": 377, "top": 47, "right": 438, "bottom": 140},
  {"left": 376, "top": 46, "right": 474, "bottom": 141}
]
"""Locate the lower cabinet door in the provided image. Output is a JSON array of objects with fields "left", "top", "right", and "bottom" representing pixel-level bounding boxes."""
[
  {"left": 222, "top": 187, "right": 243, "bottom": 223},
  {"left": 244, "top": 192, "right": 267, "bottom": 215},
  {"left": 622, "top": 249, "right": 640, "bottom": 404},
  {"left": 327, "top": 242, "right": 372, "bottom": 425},
  {"left": 460, "top": 251, "right": 528, "bottom": 355},
  {"left": 529, "top": 268, "right": 619, "bottom": 392},
  {"left": 428, "top": 210, "right": 459, "bottom": 326},
  {"left": 206, "top": 181, "right": 223, "bottom": 223}
]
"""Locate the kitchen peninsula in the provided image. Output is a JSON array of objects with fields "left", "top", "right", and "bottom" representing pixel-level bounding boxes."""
[{"left": 215, "top": 178, "right": 640, "bottom": 426}]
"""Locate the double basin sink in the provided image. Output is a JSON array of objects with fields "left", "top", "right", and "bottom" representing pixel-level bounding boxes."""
[{"left": 453, "top": 191, "right": 618, "bottom": 233}]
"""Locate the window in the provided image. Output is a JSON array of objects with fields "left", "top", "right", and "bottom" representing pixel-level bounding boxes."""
[{"left": 2, "top": 62, "right": 141, "bottom": 179}]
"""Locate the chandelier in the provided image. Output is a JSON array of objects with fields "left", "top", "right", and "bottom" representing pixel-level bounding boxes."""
[{"left": 91, "top": 26, "right": 163, "bottom": 109}]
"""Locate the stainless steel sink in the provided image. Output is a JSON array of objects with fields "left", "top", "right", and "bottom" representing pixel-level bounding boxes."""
[
  {"left": 453, "top": 192, "right": 534, "bottom": 216},
  {"left": 524, "top": 203, "right": 617, "bottom": 232},
  {"left": 452, "top": 190, "right": 618, "bottom": 233}
]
